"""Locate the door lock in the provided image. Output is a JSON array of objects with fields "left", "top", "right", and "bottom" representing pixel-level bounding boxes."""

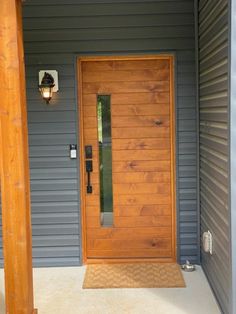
[
  {"left": 85, "top": 146, "right": 93, "bottom": 194},
  {"left": 85, "top": 145, "right": 93, "bottom": 159}
]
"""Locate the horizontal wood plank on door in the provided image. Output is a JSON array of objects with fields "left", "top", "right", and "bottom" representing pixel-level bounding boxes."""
[
  {"left": 84, "top": 104, "right": 169, "bottom": 119},
  {"left": 82, "top": 94, "right": 96, "bottom": 106},
  {"left": 86, "top": 216, "right": 101, "bottom": 228},
  {"left": 85, "top": 194, "right": 100, "bottom": 207},
  {"left": 86, "top": 206, "right": 100, "bottom": 217},
  {"left": 112, "top": 138, "right": 170, "bottom": 150},
  {"left": 84, "top": 115, "right": 169, "bottom": 128},
  {"left": 81, "top": 156, "right": 171, "bottom": 174},
  {"left": 112, "top": 104, "right": 170, "bottom": 116},
  {"left": 83, "top": 92, "right": 170, "bottom": 105},
  {"left": 87, "top": 237, "right": 172, "bottom": 250},
  {"left": 112, "top": 127, "right": 170, "bottom": 139},
  {"left": 88, "top": 182, "right": 167, "bottom": 197},
  {"left": 84, "top": 128, "right": 98, "bottom": 139},
  {"left": 89, "top": 173, "right": 99, "bottom": 184},
  {"left": 82, "top": 59, "right": 170, "bottom": 72},
  {"left": 83, "top": 117, "right": 97, "bottom": 128},
  {"left": 114, "top": 205, "right": 171, "bottom": 217},
  {"left": 113, "top": 183, "right": 170, "bottom": 194},
  {"left": 82, "top": 69, "right": 170, "bottom": 82},
  {"left": 87, "top": 249, "right": 172, "bottom": 258},
  {"left": 112, "top": 92, "right": 170, "bottom": 105},
  {"left": 83, "top": 106, "right": 97, "bottom": 117},
  {"left": 88, "top": 169, "right": 172, "bottom": 182},
  {"left": 113, "top": 160, "right": 170, "bottom": 172},
  {"left": 114, "top": 215, "right": 172, "bottom": 227},
  {"left": 112, "top": 150, "right": 170, "bottom": 161},
  {"left": 87, "top": 215, "right": 172, "bottom": 228},
  {"left": 112, "top": 172, "right": 171, "bottom": 183},
  {"left": 82, "top": 81, "right": 170, "bottom": 94},
  {"left": 112, "top": 115, "right": 170, "bottom": 128},
  {"left": 113, "top": 194, "right": 171, "bottom": 206},
  {"left": 87, "top": 227, "right": 172, "bottom": 239},
  {"left": 88, "top": 182, "right": 170, "bottom": 195}
]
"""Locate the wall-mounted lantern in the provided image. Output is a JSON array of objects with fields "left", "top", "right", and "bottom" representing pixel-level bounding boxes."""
[{"left": 39, "top": 70, "right": 59, "bottom": 104}]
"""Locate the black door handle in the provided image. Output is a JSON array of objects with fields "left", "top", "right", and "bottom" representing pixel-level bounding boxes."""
[
  {"left": 85, "top": 146, "right": 93, "bottom": 193},
  {"left": 86, "top": 160, "right": 93, "bottom": 193}
]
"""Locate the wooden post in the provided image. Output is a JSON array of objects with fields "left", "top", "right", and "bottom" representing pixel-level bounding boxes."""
[{"left": 0, "top": 0, "right": 37, "bottom": 313}]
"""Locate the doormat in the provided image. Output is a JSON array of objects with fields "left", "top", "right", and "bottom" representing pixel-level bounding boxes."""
[{"left": 83, "top": 263, "right": 186, "bottom": 289}]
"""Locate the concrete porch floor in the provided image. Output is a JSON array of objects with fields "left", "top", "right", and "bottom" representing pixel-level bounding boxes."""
[{"left": 0, "top": 266, "right": 220, "bottom": 314}]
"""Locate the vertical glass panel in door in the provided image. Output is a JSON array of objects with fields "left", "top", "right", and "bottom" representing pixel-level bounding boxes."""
[{"left": 97, "top": 95, "right": 113, "bottom": 227}]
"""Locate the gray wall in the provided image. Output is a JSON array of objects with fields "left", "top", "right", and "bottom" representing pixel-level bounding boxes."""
[
  {"left": 0, "top": 0, "right": 199, "bottom": 267},
  {"left": 198, "top": 0, "right": 231, "bottom": 313}
]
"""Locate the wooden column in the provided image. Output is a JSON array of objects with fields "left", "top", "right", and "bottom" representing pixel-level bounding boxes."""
[{"left": 0, "top": 0, "right": 37, "bottom": 313}]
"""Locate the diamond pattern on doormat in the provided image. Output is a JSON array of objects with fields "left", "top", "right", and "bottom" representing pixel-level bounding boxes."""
[{"left": 83, "top": 263, "right": 186, "bottom": 289}]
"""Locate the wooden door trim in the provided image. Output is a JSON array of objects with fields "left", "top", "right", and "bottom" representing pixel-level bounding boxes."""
[
  {"left": 77, "top": 55, "right": 176, "bottom": 264},
  {"left": 78, "top": 58, "right": 87, "bottom": 264},
  {"left": 169, "top": 56, "right": 177, "bottom": 262}
]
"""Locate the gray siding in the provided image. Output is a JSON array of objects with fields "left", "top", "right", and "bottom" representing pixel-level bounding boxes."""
[
  {"left": 0, "top": 0, "right": 198, "bottom": 266},
  {"left": 198, "top": 0, "right": 230, "bottom": 313}
]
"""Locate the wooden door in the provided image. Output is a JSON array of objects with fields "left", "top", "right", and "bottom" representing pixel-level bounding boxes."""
[{"left": 78, "top": 56, "right": 176, "bottom": 263}]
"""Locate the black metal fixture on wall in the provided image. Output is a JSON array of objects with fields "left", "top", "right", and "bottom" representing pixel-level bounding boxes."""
[{"left": 38, "top": 70, "right": 59, "bottom": 104}]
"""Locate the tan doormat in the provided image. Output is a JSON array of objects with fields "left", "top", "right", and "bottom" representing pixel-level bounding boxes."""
[{"left": 83, "top": 263, "right": 186, "bottom": 289}]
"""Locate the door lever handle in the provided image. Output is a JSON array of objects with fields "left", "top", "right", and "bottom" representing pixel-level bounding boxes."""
[{"left": 86, "top": 160, "right": 93, "bottom": 193}]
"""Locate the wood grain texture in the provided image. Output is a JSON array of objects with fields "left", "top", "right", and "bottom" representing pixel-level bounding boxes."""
[
  {"left": 84, "top": 115, "right": 170, "bottom": 128},
  {"left": 87, "top": 237, "right": 172, "bottom": 250},
  {"left": 112, "top": 150, "right": 170, "bottom": 161},
  {"left": 112, "top": 104, "right": 170, "bottom": 116},
  {"left": 78, "top": 55, "right": 176, "bottom": 262},
  {"left": 113, "top": 183, "right": 170, "bottom": 194},
  {"left": 113, "top": 161, "right": 170, "bottom": 172},
  {"left": 114, "top": 205, "right": 171, "bottom": 216},
  {"left": 82, "top": 69, "right": 170, "bottom": 82},
  {"left": 112, "top": 127, "right": 170, "bottom": 138},
  {"left": 112, "top": 138, "right": 171, "bottom": 150},
  {"left": 0, "top": 0, "right": 37, "bottom": 312},
  {"left": 87, "top": 227, "right": 172, "bottom": 239},
  {"left": 82, "top": 59, "right": 170, "bottom": 71},
  {"left": 83, "top": 92, "right": 170, "bottom": 105},
  {"left": 113, "top": 172, "right": 171, "bottom": 183},
  {"left": 113, "top": 194, "right": 171, "bottom": 206},
  {"left": 85, "top": 139, "right": 171, "bottom": 151},
  {"left": 83, "top": 80, "right": 170, "bottom": 94}
]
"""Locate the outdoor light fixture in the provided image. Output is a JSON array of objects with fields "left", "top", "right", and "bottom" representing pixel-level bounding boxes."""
[{"left": 39, "top": 70, "right": 59, "bottom": 104}]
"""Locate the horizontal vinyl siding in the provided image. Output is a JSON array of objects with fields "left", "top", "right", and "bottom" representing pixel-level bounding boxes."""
[
  {"left": 0, "top": 0, "right": 198, "bottom": 266},
  {"left": 199, "top": 0, "right": 230, "bottom": 313}
]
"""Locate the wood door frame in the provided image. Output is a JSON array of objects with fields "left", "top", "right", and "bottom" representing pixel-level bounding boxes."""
[{"left": 77, "top": 55, "right": 176, "bottom": 264}]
